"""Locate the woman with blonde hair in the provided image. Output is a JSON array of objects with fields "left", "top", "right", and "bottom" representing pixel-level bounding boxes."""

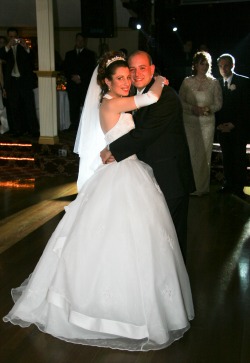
[{"left": 179, "top": 51, "right": 222, "bottom": 195}]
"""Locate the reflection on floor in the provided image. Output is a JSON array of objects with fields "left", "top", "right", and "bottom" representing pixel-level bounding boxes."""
[{"left": 0, "top": 175, "right": 77, "bottom": 252}]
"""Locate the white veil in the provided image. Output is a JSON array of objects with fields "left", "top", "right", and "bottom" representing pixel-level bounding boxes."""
[{"left": 74, "top": 66, "right": 106, "bottom": 192}]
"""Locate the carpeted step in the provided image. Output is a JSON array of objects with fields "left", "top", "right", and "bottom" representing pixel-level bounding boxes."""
[{"left": 0, "top": 142, "right": 35, "bottom": 167}]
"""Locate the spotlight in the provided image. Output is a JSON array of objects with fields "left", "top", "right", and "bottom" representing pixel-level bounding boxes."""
[
  {"left": 129, "top": 17, "right": 142, "bottom": 30},
  {"left": 170, "top": 16, "right": 178, "bottom": 32}
]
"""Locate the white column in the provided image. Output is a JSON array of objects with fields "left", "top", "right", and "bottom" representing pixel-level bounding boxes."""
[{"left": 36, "top": 0, "right": 59, "bottom": 144}]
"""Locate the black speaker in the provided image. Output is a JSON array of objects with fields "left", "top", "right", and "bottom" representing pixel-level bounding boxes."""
[{"left": 81, "top": 0, "right": 115, "bottom": 38}]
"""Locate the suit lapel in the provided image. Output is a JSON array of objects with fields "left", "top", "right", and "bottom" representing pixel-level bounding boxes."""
[{"left": 142, "top": 79, "right": 154, "bottom": 94}]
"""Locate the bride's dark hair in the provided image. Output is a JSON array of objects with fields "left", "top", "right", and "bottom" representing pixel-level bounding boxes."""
[{"left": 97, "top": 50, "right": 128, "bottom": 97}]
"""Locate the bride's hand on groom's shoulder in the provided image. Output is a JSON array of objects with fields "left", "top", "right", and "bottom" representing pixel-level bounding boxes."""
[
  {"left": 154, "top": 75, "right": 169, "bottom": 86},
  {"left": 162, "top": 77, "right": 169, "bottom": 86}
]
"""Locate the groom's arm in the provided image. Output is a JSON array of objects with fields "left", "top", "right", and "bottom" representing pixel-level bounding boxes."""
[{"left": 107, "top": 87, "right": 177, "bottom": 162}]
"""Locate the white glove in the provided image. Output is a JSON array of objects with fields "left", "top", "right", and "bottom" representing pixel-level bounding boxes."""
[{"left": 134, "top": 91, "right": 159, "bottom": 109}]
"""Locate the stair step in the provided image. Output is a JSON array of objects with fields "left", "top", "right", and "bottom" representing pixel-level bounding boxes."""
[
  {"left": 0, "top": 141, "right": 34, "bottom": 167},
  {"left": 0, "top": 137, "right": 78, "bottom": 177},
  {"left": 0, "top": 157, "right": 35, "bottom": 168},
  {"left": 37, "top": 154, "right": 78, "bottom": 175}
]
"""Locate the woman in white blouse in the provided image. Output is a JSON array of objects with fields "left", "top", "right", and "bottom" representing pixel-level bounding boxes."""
[{"left": 179, "top": 51, "right": 222, "bottom": 196}]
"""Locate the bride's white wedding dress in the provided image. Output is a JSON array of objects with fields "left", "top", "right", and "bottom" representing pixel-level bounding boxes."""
[{"left": 3, "top": 112, "right": 194, "bottom": 351}]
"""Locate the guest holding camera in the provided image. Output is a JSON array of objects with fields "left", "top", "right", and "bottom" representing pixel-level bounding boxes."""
[
  {"left": 0, "top": 27, "right": 39, "bottom": 137},
  {"left": 179, "top": 51, "right": 222, "bottom": 196}
]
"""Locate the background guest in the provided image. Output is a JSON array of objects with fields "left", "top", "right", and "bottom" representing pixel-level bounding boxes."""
[
  {"left": 0, "top": 36, "right": 7, "bottom": 49},
  {"left": 0, "top": 58, "right": 4, "bottom": 89},
  {"left": 216, "top": 53, "right": 250, "bottom": 199},
  {"left": 0, "top": 27, "right": 39, "bottom": 137},
  {"left": 55, "top": 49, "right": 63, "bottom": 72},
  {"left": 0, "top": 53, "right": 9, "bottom": 134},
  {"left": 0, "top": 35, "right": 12, "bottom": 134},
  {"left": 63, "top": 33, "right": 96, "bottom": 131},
  {"left": 172, "top": 39, "right": 195, "bottom": 91},
  {"left": 179, "top": 51, "right": 222, "bottom": 196}
]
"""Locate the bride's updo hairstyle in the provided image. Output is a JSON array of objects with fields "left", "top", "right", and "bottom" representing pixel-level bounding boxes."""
[
  {"left": 192, "top": 51, "right": 212, "bottom": 76},
  {"left": 97, "top": 50, "right": 128, "bottom": 98}
]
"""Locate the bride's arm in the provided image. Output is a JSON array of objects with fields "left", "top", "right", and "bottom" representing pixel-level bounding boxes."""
[{"left": 105, "top": 76, "right": 167, "bottom": 114}]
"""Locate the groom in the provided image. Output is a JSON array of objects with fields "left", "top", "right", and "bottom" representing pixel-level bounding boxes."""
[{"left": 100, "top": 50, "right": 195, "bottom": 262}]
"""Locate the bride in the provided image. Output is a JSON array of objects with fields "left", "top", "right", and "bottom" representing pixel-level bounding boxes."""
[{"left": 3, "top": 51, "right": 194, "bottom": 351}]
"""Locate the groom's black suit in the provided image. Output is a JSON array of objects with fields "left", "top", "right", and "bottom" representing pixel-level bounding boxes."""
[{"left": 109, "top": 80, "right": 195, "bottom": 261}]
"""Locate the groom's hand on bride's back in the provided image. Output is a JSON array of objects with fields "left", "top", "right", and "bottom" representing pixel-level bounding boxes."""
[{"left": 100, "top": 147, "right": 116, "bottom": 164}]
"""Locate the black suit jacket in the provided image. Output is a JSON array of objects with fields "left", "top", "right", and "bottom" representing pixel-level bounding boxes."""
[
  {"left": 110, "top": 81, "right": 195, "bottom": 200},
  {"left": 216, "top": 73, "right": 250, "bottom": 140},
  {"left": 0, "top": 45, "right": 36, "bottom": 91},
  {"left": 63, "top": 48, "right": 96, "bottom": 95}
]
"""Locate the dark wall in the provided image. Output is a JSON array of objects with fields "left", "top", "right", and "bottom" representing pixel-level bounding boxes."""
[
  {"left": 81, "top": 0, "right": 114, "bottom": 38},
  {"left": 151, "top": 1, "right": 250, "bottom": 90}
]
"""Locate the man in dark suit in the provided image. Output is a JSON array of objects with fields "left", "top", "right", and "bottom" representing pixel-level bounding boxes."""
[
  {"left": 101, "top": 50, "right": 195, "bottom": 262},
  {"left": 63, "top": 33, "right": 96, "bottom": 131},
  {"left": 0, "top": 27, "right": 39, "bottom": 137},
  {"left": 216, "top": 53, "right": 250, "bottom": 199}
]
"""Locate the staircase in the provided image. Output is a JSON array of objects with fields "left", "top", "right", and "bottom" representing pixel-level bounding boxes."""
[
  {"left": 0, "top": 141, "right": 35, "bottom": 168},
  {"left": 33, "top": 141, "right": 79, "bottom": 176},
  {"left": 0, "top": 132, "right": 79, "bottom": 181},
  {"left": 1, "top": 136, "right": 249, "bottom": 184}
]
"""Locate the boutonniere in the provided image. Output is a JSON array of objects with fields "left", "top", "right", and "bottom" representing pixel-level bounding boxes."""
[{"left": 229, "top": 84, "right": 236, "bottom": 91}]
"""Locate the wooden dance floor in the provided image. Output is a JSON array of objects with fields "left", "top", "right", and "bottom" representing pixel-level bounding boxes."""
[{"left": 0, "top": 175, "right": 250, "bottom": 363}]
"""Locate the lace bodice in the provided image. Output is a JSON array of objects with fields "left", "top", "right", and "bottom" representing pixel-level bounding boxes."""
[{"left": 179, "top": 75, "right": 222, "bottom": 115}]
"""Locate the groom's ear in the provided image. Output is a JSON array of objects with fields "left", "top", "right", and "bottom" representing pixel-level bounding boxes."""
[{"left": 150, "top": 64, "right": 155, "bottom": 77}]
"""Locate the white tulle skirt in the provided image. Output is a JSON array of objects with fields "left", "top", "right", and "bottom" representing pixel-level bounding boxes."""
[{"left": 3, "top": 157, "right": 194, "bottom": 351}]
